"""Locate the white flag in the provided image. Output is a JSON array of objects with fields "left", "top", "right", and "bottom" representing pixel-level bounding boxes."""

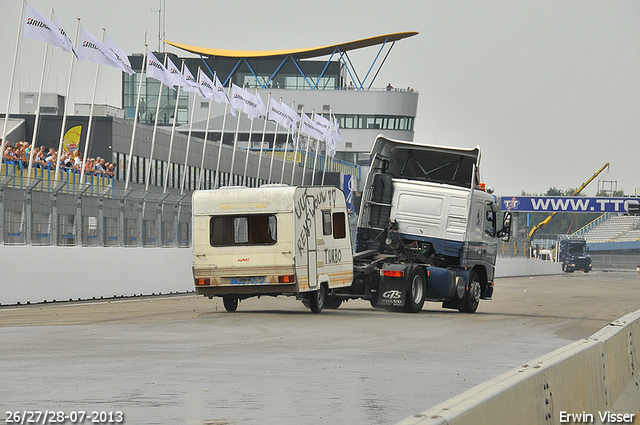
[
  {"left": 197, "top": 69, "right": 216, "bottom": 99},
  {"left": 268, "top": 98, "right": 299, "bottom": 129},
  {"left": 313, "top": 113, "right": 331, "bottom": 139},
  {"left": 327, "top": 138, "right": 337, "bottom": 158},
  {"left": 281, "top": 102, "right": 300, "bottom": 124},
  {"left": 77, "top": 27, "right": 121, "bottom": 69},
  {"left": 231, "top": 84, "right": 263, "bottom": 119},
  {"left": 300, "top": 113, "right": 325, "bottom": 140},
  {"left": 23, "top": 4, "right": 69, "bottom": 51},
  {"left": 182, "top": 65, "right": 200, "bottom": 93},
  {"left": 52, "top": 13, "right": 77, "bottom": 56},
  {"left": 327, "top": 116, "right": 340, "bottom": 158},
  {"left": 332, "top": 116, "right": 342, "bottom": 142},
  {"left": 197, "top": 71, "right": 236, "bottom": 116},
  {"left": 212, "top": 75, "right": 233, "bottom": 107},
  {"left": 104, "top": 34, "right": 134, "bottom": 75},
  {"left": 254, "top": 90, "right": 266, "bottom": 117},
  {"left": 146, "top": 49, "right": 174, "bottom": 88},
  {"left": 166, "top": 57, "right": 187, "bottom": 87}
]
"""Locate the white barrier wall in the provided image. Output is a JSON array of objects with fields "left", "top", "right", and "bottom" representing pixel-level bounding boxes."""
[
  {"left": 396, "top": 309, "right": 640, "bottom": 425},
  {"left": 0, "top": 248, "right": 558, "bottom": 305},
  {"left": 495, "top": 257, "right": 562, "bottom": 277},
  {"left": 0, "top": 246, "right": 193, "bottom": 305}
]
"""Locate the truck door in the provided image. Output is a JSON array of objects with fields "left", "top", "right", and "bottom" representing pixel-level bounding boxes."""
[
  {"left": 307, "top": 196, "right": 318, "bottom": 289},
  {"left": 482, "top": 202, "right": 498, "bottom": 266}
]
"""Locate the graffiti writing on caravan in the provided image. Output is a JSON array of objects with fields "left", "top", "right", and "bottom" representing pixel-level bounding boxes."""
[
  {"left": 324, "top": 248, "right": 342, "bottom": 264},
  {"left": 295, "top": 188, "right": 337, "bottom": 255}
]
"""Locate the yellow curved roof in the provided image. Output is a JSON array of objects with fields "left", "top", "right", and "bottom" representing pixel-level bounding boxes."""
[{"left": 164, "top": 32, "right": 418, "bottom": 59}]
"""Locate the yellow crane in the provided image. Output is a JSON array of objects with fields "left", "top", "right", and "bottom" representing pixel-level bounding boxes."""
[{"left": 528, "top": 163, "right": 610, "bottom": 239}]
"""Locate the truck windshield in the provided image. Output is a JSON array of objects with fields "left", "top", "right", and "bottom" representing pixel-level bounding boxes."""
[
  {"left": 568, "top": 245, "right": 586, "bottom": 255},
  {"left": 210, "top": 214, "right": 277, "bottom": 246}
]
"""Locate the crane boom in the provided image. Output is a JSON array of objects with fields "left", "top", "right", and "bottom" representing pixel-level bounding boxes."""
[{"left": 528, "top": 163, "right": 610, "bottom": 239}]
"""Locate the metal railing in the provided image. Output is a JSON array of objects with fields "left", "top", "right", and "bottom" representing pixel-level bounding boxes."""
[{"left": 0, "top": 170, "right": 191, "bottom": 248}]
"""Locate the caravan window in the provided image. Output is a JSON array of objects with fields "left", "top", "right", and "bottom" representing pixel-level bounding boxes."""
[
  {"left": 322, "top": 211, "right": 332, "bottom": 235},
  {"left": 333, "top": 212, "right": 346, "bottom": 239},
  {"left": 210, "top": 214, "right": 277, "bottom": 246}
]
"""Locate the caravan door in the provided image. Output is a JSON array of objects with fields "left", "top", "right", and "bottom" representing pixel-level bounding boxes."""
[{"left": 307, "top": 196, "right": 318, "bottom": 289}]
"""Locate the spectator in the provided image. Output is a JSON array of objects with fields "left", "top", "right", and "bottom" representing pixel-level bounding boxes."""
[
  {"left": 94, "top": 157, "right": 105, "bottom": 175},
  {"left": 104, "top": 162, "right": 114, "bottom": 177},
  {"left": 3, "top": 145, "right": 17, "bottom": 165},
  {"left": 347, "top": 81, "right": 355, "bottom": 90},
  {"left": 44, "top": 148, "right": 56, "bottom": 169},
  {"left": 73, "top": 153, "right": 83, "bottom": 172},
  {"left": 84, "top": 158, "right": 95, "bottom": 175},
  {"left": 33, "top": 147, "right": 46, "bottom": 168},
  {"left": 386, "top": 83, "right": 393, "bottom": 91}
]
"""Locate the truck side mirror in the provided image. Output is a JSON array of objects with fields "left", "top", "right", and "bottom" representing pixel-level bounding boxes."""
[{"left": 498, "top": 211, "right": 512, "bottom": 242}]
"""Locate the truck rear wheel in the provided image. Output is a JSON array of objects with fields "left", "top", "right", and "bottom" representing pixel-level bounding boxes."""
[
  {"left": 404, "top": 268, "right": 425, "bottom": 313},
  {"left": 223, "top": 296, "right": 238, "bottom": 312},
  {"left": 309, "top": 284, "right": 326, "bottom": 314},
  {"left": 325, "top": 296, "right": 342, "bottom": 310},
  {"left": 462, "top": 271, "right": 481, "bottom": 313}
]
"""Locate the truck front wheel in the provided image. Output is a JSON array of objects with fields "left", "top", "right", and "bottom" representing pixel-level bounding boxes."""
[
  {"left": 309, "top": 284, "right": 326, "bottom": 314},
  {"left": 462, "top": 271, "right": 481, "bottom": 313},
  {"left": 404, "top": 268, "right": 425, "bottom": 313}
]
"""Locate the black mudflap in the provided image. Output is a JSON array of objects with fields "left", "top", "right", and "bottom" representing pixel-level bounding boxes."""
[{"left": 377, "top": 279, "right": 406, "bottom": 307}]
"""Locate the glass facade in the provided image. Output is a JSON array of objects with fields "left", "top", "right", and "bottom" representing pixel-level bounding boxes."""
[
  {"left": 335, "top": 114, "right": 414, "bottom": 131},
  {"left": 123, "top": 72, "right": 190, "bottom": 126}
]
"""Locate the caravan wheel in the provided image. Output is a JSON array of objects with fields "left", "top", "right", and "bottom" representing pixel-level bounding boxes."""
[
  {"left": 309, "top": 284, "right": 326, "bottom": 314},
  {"left": 223, "top": 296, "right": 238, "bottom": 312}
]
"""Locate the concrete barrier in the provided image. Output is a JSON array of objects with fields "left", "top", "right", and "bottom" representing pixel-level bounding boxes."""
[
  {"left": 395, "top": 309, "right": 640, "bottom": 425},
  {"left": 0, "top": 245, "right": 193, "bottom": 305},
  {"left": 495, "top": 257, "right": 563, "bottom": 277},
  {"left": 0, "top": 250, "right": 558, "bottom": 305}
]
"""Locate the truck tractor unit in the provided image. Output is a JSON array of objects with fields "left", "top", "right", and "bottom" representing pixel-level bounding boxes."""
[
  {"left": 557, "top": 235, "right": 592, "bottom": 273},
  {"left": 337, "top": 136, "right": 511, "bottom": 313}
]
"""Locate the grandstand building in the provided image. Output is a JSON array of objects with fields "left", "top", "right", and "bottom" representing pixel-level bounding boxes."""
[{"left": 0, "top": 32, "right": 419, "bottom": 248}]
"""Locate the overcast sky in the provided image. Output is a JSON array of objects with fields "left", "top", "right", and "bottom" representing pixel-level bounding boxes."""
[{"left": 2, "top": 0, "right": 639, "bottom": 197}]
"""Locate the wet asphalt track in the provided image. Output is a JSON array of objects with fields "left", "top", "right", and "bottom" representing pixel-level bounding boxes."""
[{"left": 1, "top": 271, "right": 639, "bottom": 425}]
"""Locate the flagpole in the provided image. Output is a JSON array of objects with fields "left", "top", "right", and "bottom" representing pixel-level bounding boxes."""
[
  {"left": 27, "top": 9, "right": 56, "bottom": 183},
  {"left": 311, "top": 133, "right": 321, "bottom": 186},
  {"left": 145, "top": 53, "right": 167, "bottom": 191},
  {"left": 1, "top": 0, "right": 26, "bottom": 174},
  {"left": 256, "top": 92, "right": 271, "bottom": 186},
  {"left": 54, "top": 17, "right": 81, "bottom": 182},
  {"left": 290, "top": 106, "right": 304, "bottom": 186},
  {"left": 267, "top": 121, "right": 280, "bottom": 183},
  {"left": 229, "top": 83, "right": 245, "bottom": 186},
  {"left": 196, "top": 96, "right": 213, "bottom": 190},
  {"left": 322, "top": 108, "right": 333, "bottom": 186},
  {"left": 301, "top": 110, "right": 316, "bottom": 185},
  {"left": 213, "top": 78, "right": 232, "bottom": 189},
  {"left": 242, "top": 112, "right": 257, "bottom": 186},
  {"left": 79, "top": 28, "right": 106, "bottom": 185},
  {"left": 279, "top": 99, "right": 291, "bottom": 184},
  {"left": 163, "top": 60, "right": 183, "bottom": 193},
  {"left": 177, "top": 86, "right": 198, "bottom": 195},
  {"left": 125, "top": 42, "right": 147, "bottom": 190}
]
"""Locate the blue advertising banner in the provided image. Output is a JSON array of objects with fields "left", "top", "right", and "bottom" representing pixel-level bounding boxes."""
[
  {"left": 343, "top": 175, "right": 355, "bottom": 213},
  {"left": 501, "top": 197, "right": 640, "bottom": 213}
]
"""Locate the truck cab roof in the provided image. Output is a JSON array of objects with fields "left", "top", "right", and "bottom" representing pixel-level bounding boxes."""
[{"left": 368, "top": 135, "right": 482, "bottom": 189}]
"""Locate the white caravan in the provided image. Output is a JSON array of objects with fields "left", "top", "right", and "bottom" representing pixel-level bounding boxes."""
[{"left": 192, "top": 185, "right": 353, "bottom": 313}]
